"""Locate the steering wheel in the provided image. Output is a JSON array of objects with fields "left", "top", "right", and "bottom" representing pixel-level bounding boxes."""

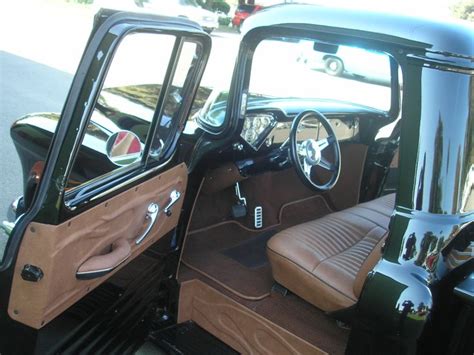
[{"left": 289, "top": 110, "right": 341, "bottom": 190}]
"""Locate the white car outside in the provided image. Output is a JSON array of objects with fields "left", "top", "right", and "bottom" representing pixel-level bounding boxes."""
[
  {"left": 94, "top": 0, "right": 219, "bottom": 33},
  {"left": 143, "top": 0, "right": 219, "bottom": 33},
  {"left": 297, "top": 40, "right": 391, "bottom": 84}
]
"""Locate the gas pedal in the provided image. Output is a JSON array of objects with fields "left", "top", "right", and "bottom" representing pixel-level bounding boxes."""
[{"left": 254, "top": 206, "right": 263, "bottom": 229}]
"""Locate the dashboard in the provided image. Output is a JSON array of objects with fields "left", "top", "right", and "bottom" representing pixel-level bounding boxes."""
[
  {"left": 240, "top": 97, "right": 391, "bottom": 151},
  {"left": 240, "top": 108, "right": 386, "bottom": 151}
]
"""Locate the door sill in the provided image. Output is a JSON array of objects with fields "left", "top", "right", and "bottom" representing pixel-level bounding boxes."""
[{"left": 147, "top": 321, "right": 238, "bottom": 354}]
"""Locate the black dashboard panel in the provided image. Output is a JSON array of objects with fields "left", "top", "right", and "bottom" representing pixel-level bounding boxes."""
[
  {"left": 241, "top": 110, "right": 363, "bottom": 151},
  {"left": 238, "top": 98, "right": 389, "bottom": 151}
]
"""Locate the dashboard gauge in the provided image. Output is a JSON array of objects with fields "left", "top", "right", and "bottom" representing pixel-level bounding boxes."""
[
  {"left": 244, "top": 119, "right": 251, "bottom": 130},
  {"left": 240, "top": 114, "right": 276, "bottom": 150},
  {"left": 246, "top": 130, "right": 258, "bottom": 144}
]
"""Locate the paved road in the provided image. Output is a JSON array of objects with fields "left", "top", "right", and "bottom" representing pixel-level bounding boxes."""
[{"left": 0, "top": 52, "right": 74, "bottom": 257}]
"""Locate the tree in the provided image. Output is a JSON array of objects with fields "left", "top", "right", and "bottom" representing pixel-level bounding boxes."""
[
  {"left": 212, "top": 0, "right": 231, "bottom": 14},
  {"left": 197, "top": 0, "right": 214, "bottom": 10},
  {"left": 450, "top": 0, "right": 474, "bottom": 21},
  {"left": 198, "top": 0, "right": 231, "bottom": 14}
]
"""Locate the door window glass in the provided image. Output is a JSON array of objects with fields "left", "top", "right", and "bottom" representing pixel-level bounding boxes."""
[
  {"left": 150, "top": 41, "right": 201, "bottom": 160},
  {"left": 67, "top": 32, "right": 176, "bottom": 189},
  {"left": 66, "top": 33, "right": 201, "bottom": 191}
]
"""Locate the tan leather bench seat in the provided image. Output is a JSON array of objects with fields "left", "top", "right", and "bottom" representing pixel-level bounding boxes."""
[{"left": 267, "top": 194, "right": 395, "bottom": 312}]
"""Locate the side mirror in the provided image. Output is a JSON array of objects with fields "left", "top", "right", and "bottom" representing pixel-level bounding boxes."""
[{"left": 105, "top": 131, "right": 143, "bottom": 166}]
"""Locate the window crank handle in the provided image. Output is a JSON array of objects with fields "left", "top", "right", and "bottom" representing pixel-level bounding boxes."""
[{"left": 164, "top": 190, "right": 181, "bottom": 217}]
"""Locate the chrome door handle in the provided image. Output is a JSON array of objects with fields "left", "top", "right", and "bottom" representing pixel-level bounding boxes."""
[
  {"left": 164, "top": 190, "right": 181, "bottom": 216},
  {"left": 135, "top": 202, "right": 159, "bottom": 245}
]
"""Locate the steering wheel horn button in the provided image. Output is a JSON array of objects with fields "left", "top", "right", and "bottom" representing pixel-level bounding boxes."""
[{"left": 304, "top": 139, "right": 322, "bottom": 166}]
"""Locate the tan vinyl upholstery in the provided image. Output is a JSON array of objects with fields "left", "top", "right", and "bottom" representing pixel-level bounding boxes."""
[{"left": 267, "top": 193, "right": 395, "bottom": 312}]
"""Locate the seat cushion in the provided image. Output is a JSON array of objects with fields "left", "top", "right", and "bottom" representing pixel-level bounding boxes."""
[{"left": 267, "top": 193, "right": 395, "bottom": 312}]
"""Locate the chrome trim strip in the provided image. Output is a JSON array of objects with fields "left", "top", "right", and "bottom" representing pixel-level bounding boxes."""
[{"left": 90, "top": 155, "right": 175, "bottom": 203}]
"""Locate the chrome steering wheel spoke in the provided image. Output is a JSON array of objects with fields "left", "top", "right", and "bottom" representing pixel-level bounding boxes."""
[
  {"left": 316, "top": 138, "right": 330, "bottom": 151},
  {"left": 303, "top": 158, "right": 313, "bottom": 177},
  {"left": 297, "top": 141, "right": 307, "bottom": 157},
  {"left": 318, "top": 156, "right": 335, "bottom": 171}
]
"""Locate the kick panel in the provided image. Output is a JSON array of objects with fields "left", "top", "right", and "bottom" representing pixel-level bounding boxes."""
[
  {"left": 179, "top": 279, "right": 326, "bottom": 355},
  {"left": 9, "top": 163, "right": 187, "bottom": 329}
]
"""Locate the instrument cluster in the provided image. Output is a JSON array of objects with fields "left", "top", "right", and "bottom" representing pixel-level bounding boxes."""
[{"left": 240, "top": 113, "right": 276, "bottom": 150}]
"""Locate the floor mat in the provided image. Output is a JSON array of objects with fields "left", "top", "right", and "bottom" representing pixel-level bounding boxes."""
[
  {"left": 181, "top": 195, "right": 332, "bottom": 299},
  {"left": 182, "top": 222, "right": 275, "bottom": 299},
  {"left": 221, "top": 229, "right": 276, "bottom": 268}
]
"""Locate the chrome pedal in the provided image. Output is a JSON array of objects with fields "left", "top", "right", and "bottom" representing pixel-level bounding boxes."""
[
  {"left": 232, "top": 182, "right": 247, "bottom": 219},
  {"left": 234, "top": 182, "right": 247, "bottom": 207},
  {"left": 254, "top": 206, "right": 263, "bottom": 229}
]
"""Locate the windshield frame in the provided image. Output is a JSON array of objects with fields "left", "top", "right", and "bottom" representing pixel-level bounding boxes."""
[{"left": 197, "top": 28, "right": 401, "bottom": 137}]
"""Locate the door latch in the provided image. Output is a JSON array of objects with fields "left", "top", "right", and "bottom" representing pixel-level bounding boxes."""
[
  {"left": 164, "top": 190, "right": 181, "bottom": 217},
  {"left": 21, "top": 264, "right": 44, "bottom": 282},
  {"left": 135, "top": 203, "right": 160, "bottom": 245}
]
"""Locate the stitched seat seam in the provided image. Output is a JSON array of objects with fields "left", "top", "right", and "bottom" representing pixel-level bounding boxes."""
[{"left": 267, "top": 247, "right": 357, "bottom": 303}]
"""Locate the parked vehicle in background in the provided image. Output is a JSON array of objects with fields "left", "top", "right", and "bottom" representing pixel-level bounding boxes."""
[
  {"left": 95, "top": 0, "right": 219, "bottom": 33},
  {"left": 143, "top": 0, "right": 219, "bottom": 33},
  {"left": 232, "top": 4, "right": 263, "bottom": 31},
  {"left": 297, "top": 40, "right": 391, "bottom": 84}
]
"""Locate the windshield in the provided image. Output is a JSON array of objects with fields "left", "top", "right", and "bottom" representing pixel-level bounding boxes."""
[
  {"left": 198, "top": 38, "right": 397, "bottom": 129},
  {"left": 249, "top": 39, "right": 393, "bottom": 111}
]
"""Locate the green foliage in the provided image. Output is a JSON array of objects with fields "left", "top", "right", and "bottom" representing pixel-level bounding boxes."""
[
  {"left": 196, "top": 0, "right": 206, "bottom": 7},
  {"left": 197, "top": 0, "right": 231, "bottom": 14},
  {"left": 212, "top": 0, "right": 231, "bottom": 14},
  {"left": 450, "top": 0, "right": 474, "bottom": 21},
  {"left": 218, "top": 17, "right": 231, "bottom": 26}
]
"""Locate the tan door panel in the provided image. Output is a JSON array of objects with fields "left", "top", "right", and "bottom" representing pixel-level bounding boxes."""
[{"left": 9, "top": 163, "right": 187, "bottom": 329}]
